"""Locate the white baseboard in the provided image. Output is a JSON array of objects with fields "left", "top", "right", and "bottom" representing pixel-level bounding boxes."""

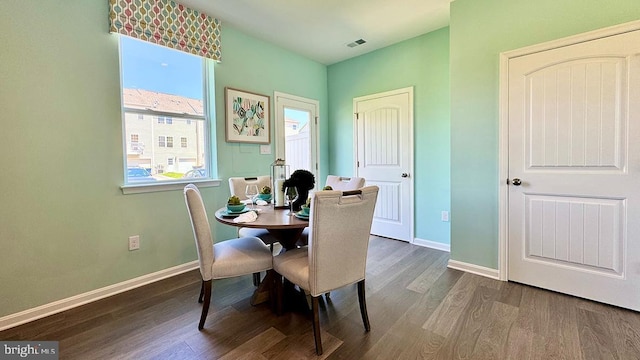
[
  {"left": 0, "top": 261, "right": 199, "bottom": 332},
  {"left": 447, "top": 259, "right": 501, "bottom": 280},
  {"left": 412, "top": 238, "right": 450, "bottom": 252}
]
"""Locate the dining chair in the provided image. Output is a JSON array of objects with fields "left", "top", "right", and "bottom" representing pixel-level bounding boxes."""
[
  {"left": 183, "top": 184, "right": 273, "bottom": 330},
  {"left": 273, "top": 186, "right": 379, "bottom": 355},
  {"left": 229, "top": 176, "right": 278, "bottom": 285},
  {"left": 296, "top": 175, "right": 366, "bottom": 247},
  {"left": 228, "top": 176, "right": 277, "bottom": 247},
  {"left": 324, "top": 175, "right": 366, "bottom": 191}
]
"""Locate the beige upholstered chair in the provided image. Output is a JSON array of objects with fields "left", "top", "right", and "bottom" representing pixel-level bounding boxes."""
[
  {"left": 296, "top": 175, "right": 366, "bottom": 246},
  {"left": 324, "top": 175, "right": 366, "bottom": 191},
  {"left": 273, "top": 186, "right": 379, "bottom": 355},
  {"left": 183, "top": 184, "right": 273, "bottom": 330},
  {"left": 228, "top": 176, "right": 279, "bottom": 249},
  {"left": 228, "top": 176, "right": 272, "bottom": 199}
]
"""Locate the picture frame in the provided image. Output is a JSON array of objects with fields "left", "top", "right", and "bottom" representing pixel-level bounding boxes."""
[{"left": 225, "top": 87, "right": 271, "bottom": 144}]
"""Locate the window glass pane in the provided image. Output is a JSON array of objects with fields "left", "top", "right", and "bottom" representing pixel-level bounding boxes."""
[{"left": 120, "top": 36, "right": 209, "bottom": 184}]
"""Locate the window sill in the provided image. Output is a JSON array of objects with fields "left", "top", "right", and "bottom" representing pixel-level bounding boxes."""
[{"left": 120, "top": 178, "right": 221, "bottom": 195}]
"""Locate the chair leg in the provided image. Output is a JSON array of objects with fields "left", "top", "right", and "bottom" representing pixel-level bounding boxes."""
[
  {"left": 275, "top": 272, "right": 283, "bottom": 316},
  {"left": 198, "top": 280, "right": 205, "bottom": 303},
  {"left": 198, "top": 280, "right": 212, "bottom": 330},
  {"left": 357, "top": 279, "right": 371, "bottom": 331},
  {"left": 311, "top": 296, "right": 323, "bottom": 355},
  {"left": 253, "top": 272, "right": 261, "bottom": 286}
]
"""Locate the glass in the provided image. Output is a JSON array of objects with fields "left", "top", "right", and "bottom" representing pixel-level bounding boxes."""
[
  {"left": 271, "top": 158, "right": 289, "bottom": 207},
  {"left": 284, "top": 186, "right": 298, "bottom": 215},
  {"left": 120, "top": 36, "right": 210, "bottom": 185},
  {"left": 245, "top": 184, "right": 259, "bottom": 210}
]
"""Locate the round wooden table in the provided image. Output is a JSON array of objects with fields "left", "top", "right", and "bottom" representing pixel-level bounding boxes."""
[
  {"left": 214, "top": 205, "right": 309, "bottom": 307},
  {"left": 214, "top": 205, "right": 309, "bottom": 250}
]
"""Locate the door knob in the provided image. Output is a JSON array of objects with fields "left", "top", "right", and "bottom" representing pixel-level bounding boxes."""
[
  {"left": 511, "top": 178, "right": 522, "bottom": 186},
  {"left": 401, "top": 173, "right": 409, "bottom": 178}
]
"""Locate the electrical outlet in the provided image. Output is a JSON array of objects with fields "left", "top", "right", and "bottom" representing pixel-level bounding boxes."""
[
  {"left": 128, "top": 235, "right": 140, "bottom": 251},
  {"left": 441, "top": 211, "right": 449, "bottom": 222}
]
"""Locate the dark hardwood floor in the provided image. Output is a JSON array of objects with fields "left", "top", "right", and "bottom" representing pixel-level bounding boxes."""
[{"left": 2, "top": 236, "right": 640, "bottom": 359}]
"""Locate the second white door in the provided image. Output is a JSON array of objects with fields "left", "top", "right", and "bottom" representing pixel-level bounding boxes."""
[{"left": 354, "top": 87, "right": 413, "bottom": 242}]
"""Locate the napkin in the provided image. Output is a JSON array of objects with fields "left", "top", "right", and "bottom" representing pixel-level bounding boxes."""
[
  {"left": 255, "top": 199, "right": 268, "bottom": 206},
  {"left": 233, "top": 210, "right": 258, "bottom": 223}
]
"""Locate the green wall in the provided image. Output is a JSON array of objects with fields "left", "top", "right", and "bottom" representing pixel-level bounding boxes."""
[
  {"left": 0, "top": 0, "right": 326, "bottom": 317},
  {"left": 327, "top": 28, "right": 451, "bottom": 245},
  {"left": 450, "top": 0, "right": 640, "bottom": 269}
]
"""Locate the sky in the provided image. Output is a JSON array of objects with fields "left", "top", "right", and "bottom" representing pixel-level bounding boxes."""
[
  {"left": 121, "top": 35, "right": 308, "bottom": 129},
  {"left": 120, "top": 36, "right": 203, "bottom": 100}
]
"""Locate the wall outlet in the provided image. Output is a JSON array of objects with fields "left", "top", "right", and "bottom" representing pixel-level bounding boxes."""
[
  {"left": 128, "top": 235, "right": 140, "bottom": 251},
  {"left": 441, "top": 211, "right": 449, "bottom": 222}
]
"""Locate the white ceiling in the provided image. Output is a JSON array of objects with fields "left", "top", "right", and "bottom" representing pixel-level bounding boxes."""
[{"left": 180, "top": 0, "right": 451, "bottom": 65}]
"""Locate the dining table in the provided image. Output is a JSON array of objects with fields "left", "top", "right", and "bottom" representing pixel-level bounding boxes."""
[
  {"left": 214, "top": 204, "right": 309, "bottom": 306},
  {"left": 214, "top": 204, "right": 309, "bottom": 249}
]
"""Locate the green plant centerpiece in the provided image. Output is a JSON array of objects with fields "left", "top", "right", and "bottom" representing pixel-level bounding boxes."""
[
  {"left": 226, "top": 195, "right": 245, "bottom": 212},
  {"left": 323, "top": 185, "right": 333, "bottom": 190},
  {"left": 258, "top": 186, "right": 272, "bottom": 202},
  {"left": 300, "top": 197, "right": 311, "bottom": 216}
]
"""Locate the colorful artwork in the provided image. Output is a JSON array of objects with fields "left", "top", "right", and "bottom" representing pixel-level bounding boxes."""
[{"left": 225, "top": 88, "right": 270, "bottom": 144}]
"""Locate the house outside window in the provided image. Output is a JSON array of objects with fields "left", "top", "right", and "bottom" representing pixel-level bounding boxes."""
[{"left": 120, "top": 36, "right": 212, "bottom": 185}]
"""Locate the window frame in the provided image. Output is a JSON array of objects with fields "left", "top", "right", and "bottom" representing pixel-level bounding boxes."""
[{"left": 118, "top": 38, "right": 219, "bottom": 194}]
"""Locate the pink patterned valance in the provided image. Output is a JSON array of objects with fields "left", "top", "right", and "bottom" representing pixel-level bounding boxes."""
[{"left": 109, "top": 0, "right": 221, "bottom": 61}]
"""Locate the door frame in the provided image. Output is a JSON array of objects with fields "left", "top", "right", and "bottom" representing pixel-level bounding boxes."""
[
  {"left": 274, "top": 91, "right": 320, "bottom": 183},
  {"left": 353, "top": 86, "right": 414, "bottom": 243},
  {"left": 498, "top": 20, "right": 640, "bottom": 281}
]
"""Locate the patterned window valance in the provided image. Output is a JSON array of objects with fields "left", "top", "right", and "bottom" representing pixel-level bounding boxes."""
[{"left": 109, "top": 0, "right": 221, "bottom": 61}]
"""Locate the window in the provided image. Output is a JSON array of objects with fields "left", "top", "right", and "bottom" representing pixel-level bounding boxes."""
[{"left": 119, "top": 36, "right": 212, "bottom": 187}]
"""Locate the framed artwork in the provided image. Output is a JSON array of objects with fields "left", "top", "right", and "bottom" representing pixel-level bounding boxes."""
[{"left": 225, "top": 87, "right": 270, "bottom": 144}]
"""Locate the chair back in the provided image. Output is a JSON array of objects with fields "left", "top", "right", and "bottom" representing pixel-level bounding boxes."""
[
  {"left": 228, "top": 176, "right": 271, "bottom": 199},
  {"left": 183, "top": 184, "right": 214, "bottom": 281},
  {"left": 325, "top": 175, "right": 365, "bottom": 191},
  {"left": 307, "top": 186, "right": 379, "bottom": 296}
]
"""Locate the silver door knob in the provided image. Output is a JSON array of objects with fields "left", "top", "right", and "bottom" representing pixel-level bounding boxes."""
[
  {"left": 511, "top": 178, "right": 522, "bottom": 186},
  {"left": 401, "top": 173, "right": 409, "bottom": 178}
]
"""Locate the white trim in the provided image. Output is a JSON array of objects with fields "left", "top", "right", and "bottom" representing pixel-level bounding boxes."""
[
  {"left": 447, "top": 260, "right": 500, "bottom": 280},
  {"left": 0, "top": 261, "right": 199, "bottom": 332},
  {"left": 273, "top": 91, "right": 320, "bottom": 185},
  {"left": 413, "top": 238, "right": 450, "bottom": 252},
  {"left": 121, "top": 179, "right": 221, "bottom": 194},
  {"left": 498, "top": 19, "right": 640, "bottom": 282}
]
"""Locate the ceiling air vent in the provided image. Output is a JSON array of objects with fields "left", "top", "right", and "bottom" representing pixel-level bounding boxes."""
[{"left": 346, "top": 39, "right": 367, "bottom": 48}]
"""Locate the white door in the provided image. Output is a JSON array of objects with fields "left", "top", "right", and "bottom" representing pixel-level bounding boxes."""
[
  {"left": 274, "top": 92, "right": 319, "bottom": 183},
  {"left": 354, "top": 87, "right": 414, "bottom": 242},
  {"left": 508, "top": 29, "right": 640, "bottom": 310}
]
